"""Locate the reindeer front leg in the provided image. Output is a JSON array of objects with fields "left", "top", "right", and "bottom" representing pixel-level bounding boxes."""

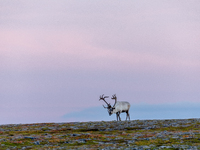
[
  {"left": 116, "top": 112, "right": 121, "bottom": 121},
  {"left": 118, "top": 112, "right": 121, "bottom": 121},
  {"left": 116, "top": 112, "right": 119, "bottom": 121}
]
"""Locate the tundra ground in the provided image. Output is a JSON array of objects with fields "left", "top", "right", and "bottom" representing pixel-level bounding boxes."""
[{"left": 0, "top": 119, "right": 200, "bottom": 149}]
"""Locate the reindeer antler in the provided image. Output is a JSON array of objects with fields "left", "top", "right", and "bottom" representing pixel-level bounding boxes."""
[
  {"left": 111, "top": 94, "right": 117, "bottom": 107},
  {"left": 99, "top": 94, "right": 110, "bottom": 108}
]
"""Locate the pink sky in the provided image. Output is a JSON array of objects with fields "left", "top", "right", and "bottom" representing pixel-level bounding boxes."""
[{"left": 1, "top": 0, "right": 200, "bottom": 124}]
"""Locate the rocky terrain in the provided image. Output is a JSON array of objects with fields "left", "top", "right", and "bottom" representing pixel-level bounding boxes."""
[{"left": 0, "top": 118, "right": 200, "bottom": 149}]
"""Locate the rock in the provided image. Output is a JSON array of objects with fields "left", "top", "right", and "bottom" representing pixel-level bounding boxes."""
[
  {"left": 24, "top": 136, "right": 37, "bottom": 140},
  {"left": 127, "top": 140, "right": 135, "bottom": 144},
  {"left": 26, "top": 146, "right": 33, "bottom": 149},
  {"left": 105, "top": 128, "right": 113, "bottom": 131},
  {"left": 138, "top": 146, "right": 144, "bottom": 150},
  {"left": 180, "top": 145, "right": 189, "bottom": 149},
  {"left": 71, "top": 133, "right": 81, "bottom": 137},
  {"left": 142, "top": 145, "right": 150, "bottom": 149},
  {"left": 172, "top": 136, "right": 179, "bottom": 139},
  {"left": 34, "top": 141, "right": 40, "bottom": 145},
  {"left": 77, "top": 139, "right": 87, "bottom": 143},
  {"left": 70, "top": 126, "right": 79, "bottom": 130},
  {"left": 159, "top": 146, "right": 171, "bottom": 149}
]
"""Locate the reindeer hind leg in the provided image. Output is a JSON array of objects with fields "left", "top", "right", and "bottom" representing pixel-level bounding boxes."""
[
  {"left": 126, "top": 111, "right": 130, "bottom": 121},
  {"left": 127, "top": 111, "right": 130, "bottom": 121}
]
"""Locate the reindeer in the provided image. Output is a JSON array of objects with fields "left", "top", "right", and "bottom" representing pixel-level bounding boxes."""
[{"left": 99, "top": 94, "right": 131, "bottom": 121}]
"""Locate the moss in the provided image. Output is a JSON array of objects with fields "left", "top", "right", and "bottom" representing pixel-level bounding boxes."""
[
  {"left": 125, "top": 127, "right": 144, "bottom": 130},
  {"left": 1, "top": 141, "right": 22, "bottom": 147},
  {"left": 182, "top": 138, "right": 200, "bottom": 144},
  {"left": 65, "top": 140, "right": 96, "bottom": 147},
  {"left": 75, "top": 128, "right": 99, "bottom": 132}
]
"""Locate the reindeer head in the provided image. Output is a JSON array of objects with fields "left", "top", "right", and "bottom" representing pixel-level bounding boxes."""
[
  {"left": 99, "top": 94, "right": 112, "bottom": 115},
  {"left": 106, "top": 94, "right": 118, "bottom": 116},
  {"left": 108, "top": 107, "right": 115, "bottom": 116}
]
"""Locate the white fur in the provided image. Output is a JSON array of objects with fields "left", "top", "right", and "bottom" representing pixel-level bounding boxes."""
[
  {"left": 112, "top": 101, "right": 130, "bottom": 114},
  {"left": 110, "top": 101, "right": 131, "bottom": 121}
]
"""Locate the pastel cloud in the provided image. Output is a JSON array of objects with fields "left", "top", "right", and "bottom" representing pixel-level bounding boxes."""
[
  {"left": 1, "top": 28, "right": 200, "bottom": 73},
  {"left": 1, "top": 1, "right": 200, "bottom": 72}
]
